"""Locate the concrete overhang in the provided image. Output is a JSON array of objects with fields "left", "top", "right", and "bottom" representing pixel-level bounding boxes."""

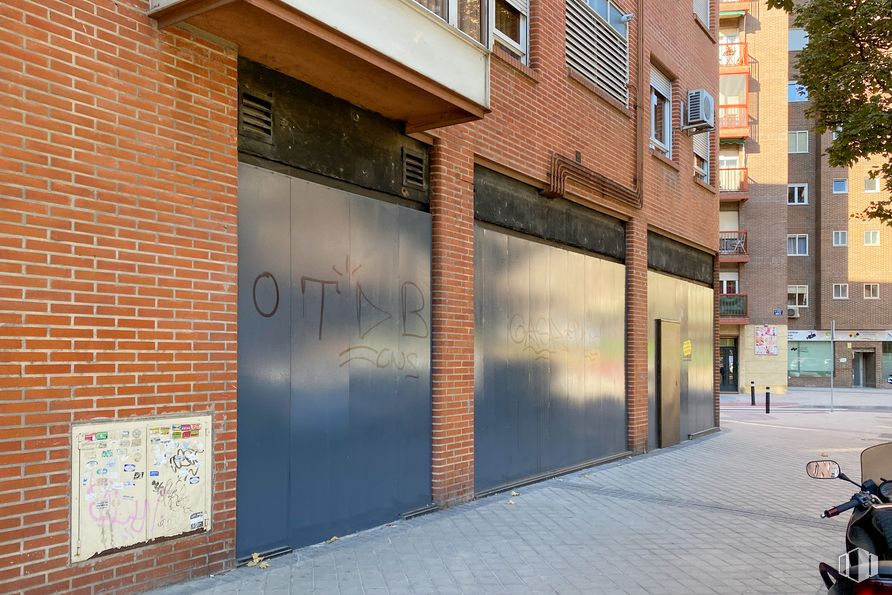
[{"left": 149, "top": 0, "right": 490, "bottom": 132}]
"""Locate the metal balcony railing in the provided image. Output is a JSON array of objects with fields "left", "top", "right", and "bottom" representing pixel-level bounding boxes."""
[
  {"left": 720, "top": 294, "right": 748, "bottom": 318},
  {"left": 719, "top": 105, "right": 748, "bottom": 130},
  {"left": 719, "top": 167, "right": 748, "bottom": 192},
  {"left": 719, "top": 230, "right": 748, "bottom": 256},
  {"left": 719, "top": 42, "right": 747, "bottom": 67}
]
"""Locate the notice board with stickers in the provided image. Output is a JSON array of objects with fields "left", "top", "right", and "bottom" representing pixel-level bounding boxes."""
[{"left": 70, "top": 415, "right": 212, "bottom": 562}]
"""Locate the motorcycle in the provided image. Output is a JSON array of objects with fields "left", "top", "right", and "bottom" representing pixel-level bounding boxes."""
[{"left": 807, "top": 442, "right": 892, "bottom": 594}]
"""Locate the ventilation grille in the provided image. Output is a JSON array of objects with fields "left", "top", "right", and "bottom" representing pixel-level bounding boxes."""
[
  {"left": 240, "top": 92, "right": 273, "bottom": 141},
  {"left": 565, "top": 0, "right": 629, "bottom": 106},
  {"left": 402, "top": 149, "right": 426, "bottom": 190}
]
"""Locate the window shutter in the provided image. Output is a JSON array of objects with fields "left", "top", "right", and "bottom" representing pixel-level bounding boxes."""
[
  {"left": 650, "top": 65, "right": 671, "bottom": 98},
  {"left": 504, "top": 0, "right": 529, "bottom": 13},
  {"left": 693, "top": 132, "right": 710, "bottom": 159},
  {"left": 566, "top": 0, "right": 629, "bottom": 105},
  {"left": 693, "top": 0, "right": 710, "bottom": 27}
]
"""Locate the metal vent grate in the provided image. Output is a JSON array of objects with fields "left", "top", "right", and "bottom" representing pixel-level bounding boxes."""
[
  {"left": 241, "top": 92, "right": 273, "bottom": 141},
  {"left": 402, "top": 149, "right": 426, "bottom": 190}
]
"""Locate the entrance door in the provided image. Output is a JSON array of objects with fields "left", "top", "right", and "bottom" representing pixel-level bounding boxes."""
[
  {"left": 853, "top": 352, "right": 864, "bottom": 387},
  {"left": 657, "top": 320, "right": 681, "bottom": 448},
  {"left": 237, "top": 164, "right": 432, "bottom": 558},
  {"left": 720, "top": 339, "right": 737, "bottom": 392},
  {"left": 854, "top": 351, "right": 877, "bottom": 387},
  {"left": 866, "top": 352, "right": 877, "bottom": 387}
]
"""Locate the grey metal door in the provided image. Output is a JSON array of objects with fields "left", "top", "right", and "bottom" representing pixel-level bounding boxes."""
[
  {"left": 474, "top": 226, "right": 627, "bottom": 493},
  {"left": 658, "top": 319, "right": 681, "bottom": 448},
  {"left": 237, "top": 164, "right": 432, "bottom": 557},
  {"left": 646, "top": 272, "right": 715, "bottom": 449}
]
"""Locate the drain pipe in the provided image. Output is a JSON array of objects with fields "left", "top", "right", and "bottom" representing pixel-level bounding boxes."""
[
  {"left": 543, "top": 0, "right": 647, "bottom": 206},
  {"left": 633, "top": 0, "right": 645, "bottom": 203}
]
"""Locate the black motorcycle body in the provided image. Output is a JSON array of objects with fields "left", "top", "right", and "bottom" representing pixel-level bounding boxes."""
[{"left": 809, "top": 442, "right": 892, "bottom": 594}]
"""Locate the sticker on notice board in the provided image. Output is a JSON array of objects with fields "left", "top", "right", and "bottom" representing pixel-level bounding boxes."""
[{"left": 70, "top": 415, "right": 212, "bottom": 563}]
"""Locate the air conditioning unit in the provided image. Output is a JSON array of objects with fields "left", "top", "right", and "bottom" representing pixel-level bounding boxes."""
[
  {"left": 787, "top": 306, "right": 800, "bottom": 318},
  {"left": 684, "top": 89, "right": 716, "bottom": 132}
]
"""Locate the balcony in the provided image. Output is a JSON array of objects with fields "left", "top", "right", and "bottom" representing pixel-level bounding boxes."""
[
  {"left": 719, "top": 230, "right": 749, "bottom": 262},
  {"left": 719, "top": 42, "right": 748, "bottom": 70},
  {"left": 719, "top": 167, "right": 748, "bottom": 200},
  {"left": 720, "top": 293, "right": 748, "bottom": 325},
  {"left": 719, "top": 105, "right": 748, "bottom": 138},
  {"left": 149, "top": 0, "right": 490, "bottom": 132}
]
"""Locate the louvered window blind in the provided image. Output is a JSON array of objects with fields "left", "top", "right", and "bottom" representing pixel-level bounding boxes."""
[{"left": 566, "top": 0, "right": 629, "bottom": 105}]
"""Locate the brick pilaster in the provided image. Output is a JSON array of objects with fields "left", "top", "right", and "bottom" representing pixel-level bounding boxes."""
[
  {"left": 625, "top": 215, "right": 649, "bottom": 453},
  {"left": 429, "top": 132, "right": 475, "bottom": 506}
]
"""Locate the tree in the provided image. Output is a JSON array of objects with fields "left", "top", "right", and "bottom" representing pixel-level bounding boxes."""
[{"left": 767, "top": 0, "right": 892, "bottom": 224}]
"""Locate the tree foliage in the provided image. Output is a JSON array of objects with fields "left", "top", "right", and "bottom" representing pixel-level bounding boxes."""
[{"left": 767, "top": 0, "right": 892, "bottom": 224}]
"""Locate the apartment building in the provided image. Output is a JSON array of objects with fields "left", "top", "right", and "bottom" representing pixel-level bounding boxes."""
[
  {"left": 1, "top": 0, "right": 719, "bottom": 591},
  {"left": 718, "top": 0, "right": 892, "bottom": 392}
]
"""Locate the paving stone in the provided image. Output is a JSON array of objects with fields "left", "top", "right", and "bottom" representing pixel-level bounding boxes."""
[{"left": 151, "top": 409, "right": 892, "bottom": 594}]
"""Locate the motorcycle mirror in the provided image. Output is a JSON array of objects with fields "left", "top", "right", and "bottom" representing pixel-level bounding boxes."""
[{"left": 806, "top": 460, "right": 841, "bottom": 479}]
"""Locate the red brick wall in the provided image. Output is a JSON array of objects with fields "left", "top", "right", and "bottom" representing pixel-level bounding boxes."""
[
  {"left": 0, "top": 1, "right": 238, "bottom": 593},
  {"left": 429, "top": 133, "right": 476, "bottom": 506},
  {"left": 2, "top": 0, "right": 720, "bottom": 591},
  {"left": 431, "top": 0, "right": 719, "bottom": 465}
]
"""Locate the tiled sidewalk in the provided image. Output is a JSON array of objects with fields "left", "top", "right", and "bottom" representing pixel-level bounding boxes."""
[{"left": 153, "top": 409, "right": 890, "bottom": 594}]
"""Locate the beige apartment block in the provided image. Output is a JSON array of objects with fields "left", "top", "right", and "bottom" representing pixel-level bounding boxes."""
[
  {"left": 719, "top": 1, "right": 892, "bottom": 392},
  {"left": 718, "top": 1, "right": 789, "bottom": 393}
]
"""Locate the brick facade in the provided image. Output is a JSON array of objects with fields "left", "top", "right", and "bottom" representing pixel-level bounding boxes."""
[
  {"left": 723, "top": 1, "right": 892, "bottom": 391},
  {"left": 1, "top": 1, "right": 238, "bottom": 593},
  {"left": 429, "top": 133, "right": 477, "bottom": 506},
  {"left": 1, "top": 0, "right": 719, "bottom": 592},
  {"left": 720, "top": 3, "right": 791, "bottom": 393}
]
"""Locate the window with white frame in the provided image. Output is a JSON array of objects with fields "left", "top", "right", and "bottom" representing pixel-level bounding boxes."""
[
  {"left": 787, "top": 284, "right": 808, "bottom": 307},
  {"left": 832, "top": 230, "right": 847, "bottom": 246},
  {"left": 788, "top": 28, "right": 808, "bottom": 51},
  {"left": 414, "top": 0, "right": 486, "bottom": 43},
  {"left": 693, "top": 0, "right": 710, "bottom": 27},
  {"left": 492, "top": 0, "right": 529, "bottom": 63},
  {"left": 833, "top": 178, "right": 848, "bottom": 193},
  {"left": 787, "top": 184, "right": 808, "bottom": 205},
  {"left": 833, "top": 284, "right": 849, "bottom": 299},
  {"left": 864, "top": 283, "right": 880, "bottom": 299},
  {"left": 565, "top": 0, "right": 629, "bottom": 105},
  {"left": 865, "top": 177, "right": 881, "bottom": 193},
  {"left": 693, "top": 132, "right": 710, "bottom": 182},
  {"left": 865, "top": 230, "right": 880, "bottom": 246},
  {"left": 719, "top": 271, "right": 738, "bottom": 295},
  {"left": 650, "top": 65, "right": 673, "bottom": 157},
  {"left": 787, "top": 234, "right": 808, "bottom": 256},
  {"left": 788, "top": 131, "right": 808, "bottom": 153},
  {"left": 788, "top": 81, "right": 808, "bottom": 102}
]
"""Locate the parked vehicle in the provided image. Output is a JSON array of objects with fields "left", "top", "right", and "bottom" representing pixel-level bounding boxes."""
[{"left": 807, "top": 442, "right": 892, "bottom": 593}]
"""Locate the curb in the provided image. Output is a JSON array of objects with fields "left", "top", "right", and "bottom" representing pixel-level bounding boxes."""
[{"left": 722, "top": 403, "right": 892, "bottom": 411}]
